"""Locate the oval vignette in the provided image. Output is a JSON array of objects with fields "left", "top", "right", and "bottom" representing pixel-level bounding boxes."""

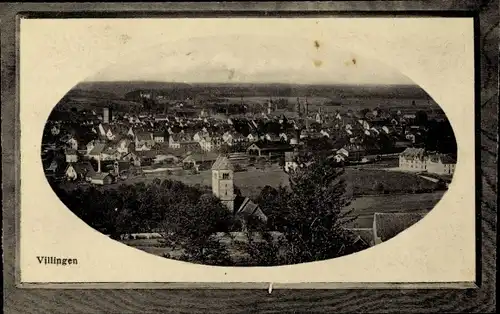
[{"left": 40, "top": 35, "right": 457, "bottom": 267}]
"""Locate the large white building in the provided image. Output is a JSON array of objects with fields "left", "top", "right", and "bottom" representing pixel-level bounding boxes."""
[
  {"left": 399, "top": 148, "right": 427, "bottom": 172},
  {"left": 399, "top": 148, "right": 456, "bottom": 175},
  {"left": 426, "top": 154, "right": 456, "bottom": 175}
]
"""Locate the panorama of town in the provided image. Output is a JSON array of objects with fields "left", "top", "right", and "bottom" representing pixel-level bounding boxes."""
[{"left": 43, "top": 83, "right": 457, "bottom": 266}]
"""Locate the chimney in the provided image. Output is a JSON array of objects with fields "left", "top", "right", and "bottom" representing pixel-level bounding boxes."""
[
  {"left": 295, "top": 98, "right": 301, "bottom": 117},
  {"left": 103, "top": 107, "right": 109, "bottom": 124},
  {"left": 97, "top": 156, "right": 101, "bottom": 173}
]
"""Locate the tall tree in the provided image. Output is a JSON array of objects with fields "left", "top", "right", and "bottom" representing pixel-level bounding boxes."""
[
  {"left": 246, "top": 157, "right": 359, "bottom": 265},
  {"left": 160, "top": 193, "right": 235, "bottom": 266}
]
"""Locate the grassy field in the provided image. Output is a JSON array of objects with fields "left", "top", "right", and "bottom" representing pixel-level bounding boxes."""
[
  {"left": 224, "top": 96, "right": 437, "bottom": 114},
  {"left": 346, "top": 168, "right": 439, "bottom": 196},
  {"left": 83, "top": 164, "right": 440, "bottom": 199},
  {"left": 346, "top": 159, "right": 399, "bottom": 169},
  {"left": 344, "top": 191, "right": 444, "bottom": 228},
  {"left": 118, "top": 164, "right": 289, "bottom": 199}
]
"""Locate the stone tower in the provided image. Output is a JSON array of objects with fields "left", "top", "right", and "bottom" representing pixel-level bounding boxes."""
[{"left": 211, "top": 155, "right": 235, "bottom": 212}]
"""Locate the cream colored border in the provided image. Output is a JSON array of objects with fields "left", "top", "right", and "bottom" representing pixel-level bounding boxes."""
[{"left": 19, "top": 17, "right": 476, "bottom": 287}]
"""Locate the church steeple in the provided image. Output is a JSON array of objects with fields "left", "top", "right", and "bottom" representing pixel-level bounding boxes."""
[{"left": 211, "top": 155, "right": 235, "bottom": 212}]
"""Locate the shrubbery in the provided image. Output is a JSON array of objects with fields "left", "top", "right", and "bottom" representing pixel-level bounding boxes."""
[
  {"left": 372, "top": 181, "right": 386, "bottom": 193},
  {"left": 51, "top": 179, "right": 236, "bottom": 265}
]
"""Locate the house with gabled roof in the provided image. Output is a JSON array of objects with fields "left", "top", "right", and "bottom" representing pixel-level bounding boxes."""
[
  {"left": 64, "top": 148, "right": 78, "bottom": 163},
  {"left": 88, "top": 143, "right": 106, "bottom": 158},
  {"left": 399, "top": 147, "right": 427, "bottom": 171},
  {"left": 338, "top": 144, "right": 366, "bottom": 162},
  {"left": 235, "top": 197, "right": 268, "bottom": 231},
  {"left": 154, "top": 114, "right": 169, "bottom": 122},
  {"left": 247, "top": 142, "right": 293, "bottom": 158},
  {"left": 345, "top": 228, "right": 375, "bottom": 248},
  {"left": 246, "top": 132, "right": 259, "bottom": 143},
  {"left": 199, "top": 134, "right": 223, "bottom": 152},
  {"left": 193, "top": 131, "right": 208, "bottom": 143},
  {"left": 101, "top": 146, "right": 121, "bottom": 161},
  {"left": 168, "top": 133, "right": 190, "bottom": 149},
  {"left": 284, "top": 151, "right": 301, "bottom": 173},
  {"left": 89, "top": 172, "right": 114, "bottom": 185},
  {"left": 66, "top": 136, "right": 79, "bottom": 150},
  {"left": 135, "top": 132, "right": 155, "bottom": 151},
  {"left": 153, "top": 131, "right": 166, "bottom": 143},
  {"left": 222, "top": 131, "right": 247, "bottom": 146},
  {"left": 122, "top": 151, "right": 141, "bottom": 167},
  {"left": 98, "top": 123, "right": 117, "bottom": 141},
  {"left": 127, "top": 127, "right": 135, "bottom": 138},
  {"left": 115, "top": 138, "right": 132, "bottom": 154},
  {"left": 183, "top": 152, "right": 219, "bottom": 171},
  {"left": 64, "top": 162, "right": 96, "bottom": 182},
  {"left": 426, "top": 153, "right": 457, "bottom": 175}
]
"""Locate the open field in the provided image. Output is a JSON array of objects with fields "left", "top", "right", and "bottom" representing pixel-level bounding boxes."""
[
  {"left": 226, "top": 96, "right": 437, "bottom": 113},
  {"left": 346, "top": 159, "right": 399, "bottom": 169},
  {"left": 344, "top": 191, "right": 445, "bottom": 228},
  {"left": 119, "top": 164, "right": 289, "bottom": 199},
  {"left": 66, "top": 163, "right": 444, "bottom": 200},
  {"left": 346, "top": 168, "right": 439, "bottom": 196}
]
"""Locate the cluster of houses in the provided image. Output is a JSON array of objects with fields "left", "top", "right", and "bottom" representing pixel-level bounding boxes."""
[{"left": 42, "top": 104, "right": 452, "bottom": 185}]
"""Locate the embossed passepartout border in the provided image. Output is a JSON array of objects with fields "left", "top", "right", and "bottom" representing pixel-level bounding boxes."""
[{"left": 2, "top": 2, "right": 497, "bottom": 313}]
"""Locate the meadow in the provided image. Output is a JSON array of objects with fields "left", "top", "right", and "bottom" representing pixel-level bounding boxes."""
[
  {"left": 345, "top": 191, "right": 444, "bottom": 228},
  {"left": 345, "top": 168, "right": 439, "bottom": 196},
  {"left": 87, "top": 163, "right": 444, "bottom": 201}
]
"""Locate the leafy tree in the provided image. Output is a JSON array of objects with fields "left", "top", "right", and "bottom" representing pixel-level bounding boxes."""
[
  {"left": 240, "top": 231, "right": 287, "bottom": 266},
  {"left": 55, "top": 178, "right": 237, "bottom": 265},
  {"left": 247, "top": 157, "right": 359, "bottom": 265},
  {"left": 415, "top": 110, "right": 428, "bottom": 126},
  {"left": 360, "top": 108, "right": 370, "bottom": 117},
  {"left": 373, "top": 181, "right": 386, "bottom": 193},
  {"left": 159, "top": 193, "right": 235, "bottom": 265},
  {"left": 424, "top": 119, "right": 457, "bottom": 155}
]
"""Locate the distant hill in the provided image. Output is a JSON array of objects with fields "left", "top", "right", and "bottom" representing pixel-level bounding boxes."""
[
  {"left": 74, "top": 81, "right": 432, "bottom": 100},
  {"left": 65, "top": 88, "right": 121, "bottom": 100},
  {"left": 74, "top": 81, "right": 193, "bottom": 98},
  {"left": 59, "top": 81, "right": 438, "bottom": 113},
  {"left": 55, "top": 89, "right": 143, "bottom": 113}
]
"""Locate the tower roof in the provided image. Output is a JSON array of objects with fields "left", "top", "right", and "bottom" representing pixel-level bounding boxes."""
[{"left": 211, "top": 155, "right": 234, "bottom": 171}]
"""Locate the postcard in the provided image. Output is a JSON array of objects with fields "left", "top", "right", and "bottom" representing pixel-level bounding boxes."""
[{"left": 18, "top": 16, "right": 476, "bottom": 288}]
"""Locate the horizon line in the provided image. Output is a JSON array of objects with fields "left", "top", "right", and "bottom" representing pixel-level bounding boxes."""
[{"left": 78, "top": 80, "right": 420, "bottom": 87}]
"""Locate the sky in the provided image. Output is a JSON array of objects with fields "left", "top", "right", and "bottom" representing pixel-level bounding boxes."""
[{"left": 87, "top": 33, "right": 415, "bottom": 85}]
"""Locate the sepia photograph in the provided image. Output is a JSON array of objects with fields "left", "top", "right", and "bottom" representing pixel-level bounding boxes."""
[
  {"left": 41, "top": 34, "right": 458, "bottom": 267},
  {"left": 3, "top": 2, "right": 496, "bottom": 313}
]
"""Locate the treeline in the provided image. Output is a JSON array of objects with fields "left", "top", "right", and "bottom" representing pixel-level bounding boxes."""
[
  {"left": 50, "top": 157, "right": 365, "bottom": 266},
  {"left": 51, "top": 179, "right": 238, "bottom": 265},
  {"left": 245, "top": 158, "right": 365, "bottom": 266},
  {"left": 83, "top": 81, "right": 432, "bottom": 100}
]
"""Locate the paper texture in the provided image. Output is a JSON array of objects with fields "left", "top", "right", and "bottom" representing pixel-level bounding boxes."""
[{"left": 19, "top": 17, "right": 475, "bottom": 285}]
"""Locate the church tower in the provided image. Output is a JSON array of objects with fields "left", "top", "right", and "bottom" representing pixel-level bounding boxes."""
[{"left": 211, "top": 155, "right": 235, "bottom": 212}]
